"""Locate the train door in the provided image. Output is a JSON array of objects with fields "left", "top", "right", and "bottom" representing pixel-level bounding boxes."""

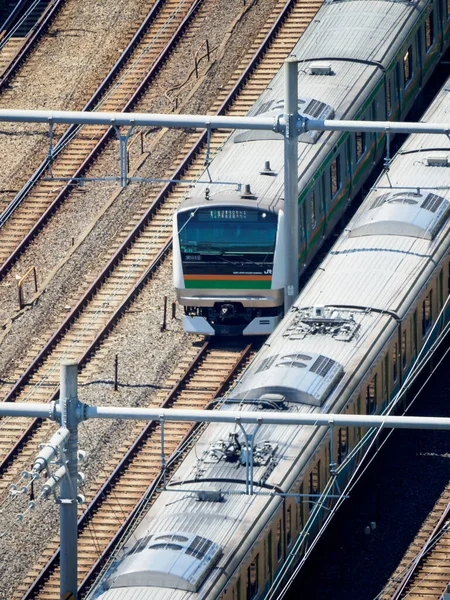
[
  {"left": 319, "top": 175, "right": 327, "bottom": 241},
  {"left": 416, "top": 28, "right": 423, "bottom": 90},
  {"left": 411, "top": 309, "right": 418, "bottom": 361},
  {"left": 396, "top": 61, "right": 403, "bottom": 115},
  {"left": 299, "top": 197, "right": 308, "bottom": 268},
  {"left": 346, "top": 136, "right": 353, "bottom": 191},
  {"left": 267, "top": 531, "right": 273, "bottom": 585}
]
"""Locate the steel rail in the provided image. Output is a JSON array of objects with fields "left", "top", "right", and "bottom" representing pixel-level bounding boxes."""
[
  {"left": 0, "top": 0, "right": 166, "bottom": 229},
  {"left": 0, "top": 0, "right": 297, "bottom": 407},
  {"left": 387, "top": 501, "right": 450, "bottom": 600},
  {"left": 0, "top": 0, "right": 308, "bottom": 497},
  {"left": 19, "top": 341, "right": 254, "bottom": 599},
  {"left": 0, "top": 0, "right": 203, "bottom": 241},
  {"left": 0, "top": 0, "right": 35, "bottom": 38},
  {"left": 0, "top": 0, "right": 64, "bottom": 87}
]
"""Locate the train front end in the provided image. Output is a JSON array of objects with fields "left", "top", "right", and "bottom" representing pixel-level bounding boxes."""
[{"left": 173, "top": 194, "right": 284, "bottom": 335}]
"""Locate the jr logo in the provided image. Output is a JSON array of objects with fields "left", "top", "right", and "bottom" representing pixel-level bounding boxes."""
[{"left": 264, "top": 269, "right": 272, "bottom": 275}]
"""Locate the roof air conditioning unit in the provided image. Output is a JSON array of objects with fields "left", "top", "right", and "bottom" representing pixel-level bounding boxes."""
[
  {"left": 309, "top": 62, "right": 333, "bottom": 76},
  {"left": 426, "top": 155, "right": 448, "bottom": 167}
]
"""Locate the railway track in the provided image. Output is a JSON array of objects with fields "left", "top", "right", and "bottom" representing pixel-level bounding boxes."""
[
  {"left": 0, "top": 0, "right": 323, "bottom": 470},
  {"left": 0, "top": 0, "right": 201, "bottom": 262},
  {"left": 380, "top": 487, "right": 450, "bottom": 600},
  {"left": 12, "top": 340, "right": 256, "bottom": 599},
  {"left": 0, "top": 0, "right": 322, "bottom": 593},
  {"left": 0, "top": 0, "right": 59, "bottom": 80}
]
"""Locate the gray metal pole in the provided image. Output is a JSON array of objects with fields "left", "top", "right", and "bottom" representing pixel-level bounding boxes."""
[
  {"left": 59, "top": 361, "right": 79, "bottom": 600},
  {"left": 283, "top": 57, "right": 299, "bottom": 314}
]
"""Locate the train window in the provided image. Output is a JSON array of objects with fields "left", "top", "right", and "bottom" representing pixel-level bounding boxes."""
[
  {"left": 331, "top": 157, "right": 341, "bottom": 196},
  {"left": 309, "top": 461, "right": 321, "bottom": 511},
  {"left": 356, "top": 130, "right": 365, "bottom": 162},
  {"left": 392, "top": 343, "right": 398, "bottom": 383},
  {"left": 247, "top": 555, "right": 259, "bottom": 600},
  {"left": 237, "top": 578, "right": 241, "bottom": 600},
  {"left": 286, "top": 506, "right": 292, "bottom": 547},
  {"left": 366, "top": 374, "right": 377, "bottom": 414},
  {"left": 425, "top": 12, "right": 434, "bottom": 51},
  {"left": 448, "top": 0, "right": 450, "bottom": 19},
  {"left": 297, "top": 483, "right": 304, "bottom": 530},
  {"left": 338, "top": 428, "right": 348, "bottom": 463},
  {"left": 276, "top": 520, "right": 282, "bottom": 561},
  {"left": 382, "top": 354, "right": 389, "bottom": 400},
  {"left": 448, "top": 261, "right": 450, "bottom": 295},
  {"left": 266, "top": 531, "right": 272, "bottom": 583},
  {"left": 310, "top": 191, "right": 316, "bottom": 229},
  {"left": 402, "top": 329, "right": 407, "bottom": 369},
  {"left": 422, "top": 291, "right": 433, "bottom": 336},
  {"left": 403, "top": 47, "right": 412, "bottom": 86},
  {"left": 438, "top": 269, "right": 444, "bottom": 310},
  {"left": 263, "top": 538, "right": 267, "bottom": 580},
  {"left": 412, "top": 310, "right": 418, "bottom": 356}
]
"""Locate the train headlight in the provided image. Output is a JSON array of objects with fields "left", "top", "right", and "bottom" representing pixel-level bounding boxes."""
[{"left": 262, "top": 212, "right": 267, "bottom": 218}]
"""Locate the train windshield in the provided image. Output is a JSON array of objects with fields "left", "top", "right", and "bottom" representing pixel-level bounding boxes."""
[{"left": 178, "top": 207, "right": 278, "bottom": 256}]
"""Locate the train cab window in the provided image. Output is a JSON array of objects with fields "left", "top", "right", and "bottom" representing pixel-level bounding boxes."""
[
  {"left": 392, "top": 343, "right": 398, "bottom": 383},
  {"left": 425, "top": 12, "right": 434, "bottom": 51},
  {"left": 403, "top": 47, "right": 412, "bottom": 86},
  {"left": 402, "top": 329, "right": 407, "bottom": 369},
  {"left": 331, "top": 157, "right": 341, "bottom": 196},
  {"left": 286, "top": 506, "right": 292, "bottom": 547},
  {"left": 366, "top": 374, "right": 377, "bottom": 414},
  {"left": 310, "top": 191, "right": 316, "bottom": 229},
  {"left": 338, "top": 427, "right": 348, "bottom": 464},
  {"left": 247, "top": 556, "right": 259, "bottom": 600},
  {"left": 422, "top": 290, "right": 433, "bottom": 336},
  {"left": 356, "top": 130, "right": 365, "bottom": 162},
  {"left": 309, "top": 461, "right": 320, "bottom": 510},
  {"left": 276, "top": 520, "right": 282, "bottom": 561}
]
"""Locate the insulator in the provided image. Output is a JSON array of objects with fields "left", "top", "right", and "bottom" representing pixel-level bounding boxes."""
[
  {"left": 28, "top": 501, "right": 36, "bottom": 511},
  {"left": 78, "top": 450, "right": 87, "bottom": 462},
  {"left": 77, "top": 472, "right": 85, "bottom": 484},
  {"left": 41, "top": 465, "right": 67, "bottom": 499},
  {"left": 32, "top": 427, "right": 70, "bottom": 474},
  {"left": 76, "top": 494, "right": 86, "bottom": 505}
]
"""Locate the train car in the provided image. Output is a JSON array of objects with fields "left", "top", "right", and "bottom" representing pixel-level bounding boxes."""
[
  {"left": 173, "top": 0, "right": 450, "bottom": 336},
  {"left": 89, "top": 76, "right": 450, "bottom": 600}
]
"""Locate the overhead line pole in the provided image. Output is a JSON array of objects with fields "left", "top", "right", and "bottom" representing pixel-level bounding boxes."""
[
  {"left": 283, "top": 57, "right": 299, "bottom": 313},
  {"left": 6, "top": 360, "right": 450, "bottom": 599}
]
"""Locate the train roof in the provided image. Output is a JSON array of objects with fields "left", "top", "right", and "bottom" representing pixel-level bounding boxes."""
[
  {"left": 298, "top": 83, "right": 450, "bottom": 321},
  {"left": 178, "top": 0, "right": 430, "bottom": 214}
]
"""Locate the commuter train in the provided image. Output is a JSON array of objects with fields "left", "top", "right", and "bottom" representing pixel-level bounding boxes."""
[
  {"left": 173, "top": 0, "right": 450, "bottom": 336},
  {"left": 89, "top": 71, "right": 450, "bottom": 600}
]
